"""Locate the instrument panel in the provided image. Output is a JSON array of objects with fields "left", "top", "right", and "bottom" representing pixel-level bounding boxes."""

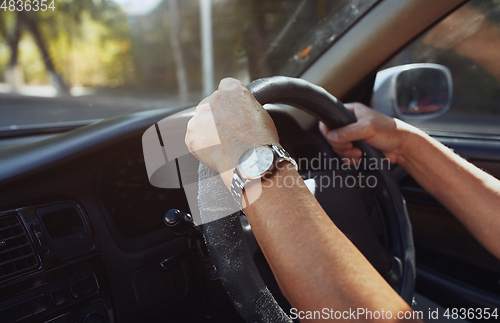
[{"left": 99, "top": 145, "right": 190, "bottom": 238}]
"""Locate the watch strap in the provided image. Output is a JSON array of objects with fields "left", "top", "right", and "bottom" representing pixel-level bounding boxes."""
[
  {"left": 271, "top": 145, "right": 298, "bottom": 171},
  {"left": 230, "top": 172, "right": 246, "bottom": 204}
]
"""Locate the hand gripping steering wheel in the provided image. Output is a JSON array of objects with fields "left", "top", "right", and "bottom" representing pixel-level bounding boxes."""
[{"left": 200, "top": 76, "right": 415, "bottom": 323}]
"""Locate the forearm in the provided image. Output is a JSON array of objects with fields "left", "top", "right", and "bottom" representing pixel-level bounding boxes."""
[
  {"left": 243, "top": 163, "right": 420, "bottom": 322},
  {"left": 398, "top": 128, "right": 500, "bottom": 258}
]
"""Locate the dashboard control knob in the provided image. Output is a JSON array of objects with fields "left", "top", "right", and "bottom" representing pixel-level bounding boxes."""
[{"left": 164, "top": 209, "right": 196, "bottom": 235}]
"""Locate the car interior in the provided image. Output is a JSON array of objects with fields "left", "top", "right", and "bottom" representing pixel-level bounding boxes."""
[{"left": 0, "top": 0, "right": 499, "bottom": 322}]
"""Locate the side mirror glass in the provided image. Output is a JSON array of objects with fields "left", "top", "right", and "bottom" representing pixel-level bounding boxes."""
[{"left": 372, "top": 63, "right": 453, "bottom": 121}]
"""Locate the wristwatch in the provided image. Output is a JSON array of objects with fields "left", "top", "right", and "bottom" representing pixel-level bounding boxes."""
[{"left": 230, "top": 145, "right": 297, "bottom": 205}]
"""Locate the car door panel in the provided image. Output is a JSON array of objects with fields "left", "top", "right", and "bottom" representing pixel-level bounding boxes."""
[{"left": 398, "top": 134, "right": 500, "bottom": 313}]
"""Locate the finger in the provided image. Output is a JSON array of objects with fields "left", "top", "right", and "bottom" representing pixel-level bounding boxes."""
[
  {"left": 218, "top": 77, "right": 244, "bottom": 91},
  {"left": 344, "top": 103, "right": 356, "bottom": 113},
  {"left": 186, "top": 108, "right": 221, "bottom": 151},
  {"left": 318, "top": 121, "right": 329, "bottom": 137},
  {"left": 326, "top": 121, "right": 374, "bottom": 143},
  {"left": 330, "top": 142, "right": 353, "bottom": 151},
  {"left": 345, "top": 102, "right": 372, "bottom": 121},
  {"left": 344, "top": 102, "right": 369, "bottom": 113},
  {"left": 197, "top": 95, "right": 212, "bottom": 107},
  {"left": 195, "top": 102, "right": 211, "bottom": 114}
]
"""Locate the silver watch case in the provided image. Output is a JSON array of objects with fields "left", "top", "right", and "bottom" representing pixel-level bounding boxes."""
[{"left": 230, "top": 145, "right": 297, "bottom": 203}]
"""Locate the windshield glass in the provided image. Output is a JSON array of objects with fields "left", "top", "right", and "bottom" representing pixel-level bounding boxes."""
[{"left": 0, "top": 0, "right": 376, "bottom": 128}]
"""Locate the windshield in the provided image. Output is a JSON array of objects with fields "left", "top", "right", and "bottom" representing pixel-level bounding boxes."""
[{"left": 0, "top": 0, "right": 376, "bottom": 128}]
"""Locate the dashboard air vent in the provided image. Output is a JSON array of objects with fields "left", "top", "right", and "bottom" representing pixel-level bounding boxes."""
[{"left": 0, "top": 214, "right": 39, "bottom": 280}]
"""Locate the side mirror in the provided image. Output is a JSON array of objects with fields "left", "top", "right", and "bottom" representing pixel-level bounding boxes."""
[{"left": 371, "top": 63, "right": 453, "bottom": 121}]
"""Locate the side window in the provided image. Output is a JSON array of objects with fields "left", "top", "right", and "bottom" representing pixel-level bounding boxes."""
[{"left": 383, "top": 0, "right": 500, "bottom": 136}]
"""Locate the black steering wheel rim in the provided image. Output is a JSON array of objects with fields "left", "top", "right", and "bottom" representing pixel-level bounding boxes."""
[{"left": 201, "top": 76, "right": 415, "bottom": 323}]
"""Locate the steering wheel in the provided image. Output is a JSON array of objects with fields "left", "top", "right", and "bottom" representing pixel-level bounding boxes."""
[{"left": 201, "top": 76, "right": 415, "bottom": 322}]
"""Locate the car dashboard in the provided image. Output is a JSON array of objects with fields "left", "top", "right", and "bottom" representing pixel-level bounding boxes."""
[
  {"left": 0, "top": 105, "right": 331, "bottom": 323},
  {"left": 1, "top": 103, "right": 500, "bottom": 323}
]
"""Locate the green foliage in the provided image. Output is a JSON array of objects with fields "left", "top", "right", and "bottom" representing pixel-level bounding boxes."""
[
  {"left": 0, "top": 42, "right": 9, "bottom": 77},
  {"left": 0, "top": 0, "right": 133, "bottom": 88},
  {"left": 19, "top": 33, "right": 49, "bottom": 83},
  {"left": 43, "top": 10, "right": 133, "bottom": 87}
]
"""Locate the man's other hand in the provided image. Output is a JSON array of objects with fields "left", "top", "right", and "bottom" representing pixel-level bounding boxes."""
[{"left": 319, "top": 102, "right": 416, "bottom": 165}]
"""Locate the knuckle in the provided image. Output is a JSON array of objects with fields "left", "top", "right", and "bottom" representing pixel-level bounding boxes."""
[
  {"left": 184, "top": 133, "right": 192, "bottom": 147},
  {"left": 195, "top": 103, "right": 211, "bottom": 116},
  {"left": 185, "top": 119, "right": 198, "bottom": 139},
  {"left": 364, "top": 119, "right": 376, "bottom": 132},
  {"left": 241, "top": 85, "right": 250, "bottom": 94},
  {"left": 195, "top": 103, "right": 204, "bottom": 113},
  {"left": 211, "top": 90, "right": 223, "bottom": 101},
  {"left": 352, "top": 102, "right": 367, "bottom": 111},
  {"left": 219, "top": 77, "right": 234, "bottom": 84},
  {"left": 185, "top": 136, "right": 197, "bottom": 154},
  {"left": 186, "top": 116, "right": 195, "bottom": 130},
  {"left": 219, "top": 77, "right": 237, "bottom": 89},
  {"left": 337, "top": 130, "right": 348, "bottom": 141},
  {"left": 184, "top": 135, "right": 193, "bottom": 150},
  {"left": 219, "top": 77, "right": 245, "bottom": 92}
]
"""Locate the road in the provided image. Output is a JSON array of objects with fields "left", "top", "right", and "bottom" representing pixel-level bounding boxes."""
[
  {"left": 0, "top": 91, "right": 199, "bottom": 128},
  {"left": 0, "top": 91, "right": 499, "bottom": 137}
]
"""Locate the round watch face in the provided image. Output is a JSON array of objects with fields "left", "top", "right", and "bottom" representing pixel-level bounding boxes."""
[{"left": 238, "top": 146, "right": 275, "bottom": 178}]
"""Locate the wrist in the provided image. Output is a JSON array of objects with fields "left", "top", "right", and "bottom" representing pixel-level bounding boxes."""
[
  {"left": 219, "top": 167, "right": 235, "bottom": 191},
  {"left": 216, "top": 140, "right": 282, "bottom": 173},
  {"left": 396, "top": 120, "right": 427, "bottom": 167},
  {"left": 243, "top": 161, "right": 300, "bottom": 208}
]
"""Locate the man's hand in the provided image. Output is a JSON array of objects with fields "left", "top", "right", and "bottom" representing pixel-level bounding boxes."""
[
  {"left": 185, "top": 78, "right": 280, "bottom": 186},
  {"left": 318, "top": 102, "right": 417, "bottom": 164},
  {"left": 185, "top": 83, "right": 424, "bottom": 320},
  {"left": 321, "top": 103, "right": 500, "bottom": 260}
]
